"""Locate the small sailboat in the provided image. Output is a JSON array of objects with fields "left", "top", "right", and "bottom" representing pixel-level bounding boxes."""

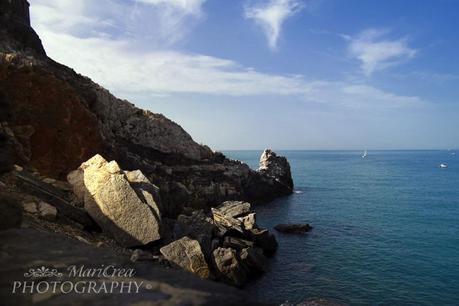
[
  {"left": 361, "top": 150, "right": 367, "bottom": 158},
  {"left": 440, "top": 163, "right": 448, "bottom": 168}
]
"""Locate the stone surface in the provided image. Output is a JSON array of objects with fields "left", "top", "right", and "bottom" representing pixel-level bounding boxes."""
[
  {"left": 68, "top": 154, "right": 162, "bottom": 247},
  {"left": 14, "top": 169, "right": 95, "bottom": 228},
  {"left": 212, "top": 247, "right": 247, "bottom": 287},
  {"left": 160, "top": 237, "right": 210, "bottom": 279},
  {"left": 213, "top": 201, "right": 251, "bottom": 218},
  {"left": 22, "top": 201, "right": 37, "bottom": 213},
  {"left": 258, "top": 149, "right": 294, "bottom": 191},
  {"left": 211, "top": 208, "right": 244, "bottom": 233},
  {"left": 173, "top": 210, "right": 217, "bottom": 259},
  {"left": 238, "top": 213, "right": 256, "bottom": 230},
  {"left": 37, "top": 201, "right": 57, "bottom": 220},
  {"left": 0, "top": 228, "right": 266, "bottom": 306},
  {"left": 274, "top": 223, "right": 313, "bottom": 234}
]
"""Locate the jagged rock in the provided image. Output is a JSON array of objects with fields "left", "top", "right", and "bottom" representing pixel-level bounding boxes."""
[
  {"left": 274, "top": 223, "right": 312, "bottom": 234},
  {"left": 67, "top": 154, "right": 161, "bottom": 247},
  {"left": 248, "top": 228, "right": 278, "bottom": 256},
  {"left": 214, "top": 201, "right": 251, "bottom": 218},
  {"left": 223, "top": 236, "right": 254, "bottom": 250},
  {"left": 258, "top": 149, "right": 294, "bottom": 190},
  {"left": 173, "top": 210, "right": 217, "bottom": 259},
  {"left": 160, "top": 236, "right": 210, "bottom": 279},
  {"left": 211, "top": 208, "right": 244, "bottom": 233},
  {"left": 0, "top": 193, "right": 22, "bottom": 230},
  {"left": 37, "top": 201, "right": 56, "bottom": 221},
  {"left": 212, "top": 247, "right": 248, "bottom": 287},
  {"left": 240, "top": 247, "right": 268, "bottom": 273},
  {"left": 238, "top": 213, "right": 256, "bottom": 230}
]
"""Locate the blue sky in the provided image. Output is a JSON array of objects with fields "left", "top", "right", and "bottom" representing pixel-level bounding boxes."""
[{"left": 30, "top": 0, "right": 459, "bottom": 150}]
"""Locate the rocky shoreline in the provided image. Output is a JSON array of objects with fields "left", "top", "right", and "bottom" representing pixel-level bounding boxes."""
[{"left": 1, "top": 1, "right": 295, "bottom": 305}]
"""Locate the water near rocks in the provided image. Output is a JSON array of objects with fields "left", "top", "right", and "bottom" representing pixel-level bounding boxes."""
[{"left": 226, "top": 150, "right": 459, "bottom": 305}]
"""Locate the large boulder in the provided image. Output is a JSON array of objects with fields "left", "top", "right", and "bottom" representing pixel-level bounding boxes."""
[
  {"left": 160, "top": 236, "right": 210, "bottom": 279},
  {"left": 214, "top": 201, "right": 251, "bottom": 218},
  {"left": 258, "top": 149, "right": 294, "bottom": 191},
  {"left": 67, "top": 154, "right": 162, "bottom": 247}
]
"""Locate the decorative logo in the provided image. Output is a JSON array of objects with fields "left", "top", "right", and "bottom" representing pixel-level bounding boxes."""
[{"left": 24, "top": 266, "right": 63, "bottom": 278}]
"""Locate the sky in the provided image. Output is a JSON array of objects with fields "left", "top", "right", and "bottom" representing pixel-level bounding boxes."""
[{"left": 30, "top": 0, "right": 459, "bottom": 150}]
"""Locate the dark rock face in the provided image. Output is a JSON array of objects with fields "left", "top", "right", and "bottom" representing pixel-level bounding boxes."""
[
  {"left": 274, "top": 223, "right": 313, "bottom": 234},
  {"left": 0, "top": 0, "right": 46, "bottom": 57},
  {"left": 258, "top": 149, "right": 294, "bottom": 191}
]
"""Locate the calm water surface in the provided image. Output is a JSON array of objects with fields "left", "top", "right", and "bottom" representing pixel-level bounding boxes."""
[{"left": 224, "top": 150, "right": 459, "bottom": 306}]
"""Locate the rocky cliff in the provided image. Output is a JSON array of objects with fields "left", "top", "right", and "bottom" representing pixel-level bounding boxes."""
[
  {"left": 0, "top": 0, "right": 293, "bottom": 218},
  {"left": 0, "top": 1, "right": 297, "bottom": 304}
]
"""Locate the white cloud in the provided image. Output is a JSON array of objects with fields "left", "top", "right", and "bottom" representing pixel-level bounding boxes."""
[
  {"left": 245, "top": 0, "right": 304, "bottom": 51},
  {"left": 30, "top": 1, "right": 423, "bottom": 110},
  {"left": 31, "top": 0, "right": 207, "bottom": 47},
  {"left": 137, "top": 0, "right": 206, "bottom": 15},
  {"left": 344, "top": 28, "right": 417, "bottom": 76}
]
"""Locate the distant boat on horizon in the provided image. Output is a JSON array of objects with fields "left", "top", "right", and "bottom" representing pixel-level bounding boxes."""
[
  {"left": 362, "top": 150, "right": 367, "bottom": 158},
  {"left": 440, "top": 163, "right": 448, "bottom": 168}
]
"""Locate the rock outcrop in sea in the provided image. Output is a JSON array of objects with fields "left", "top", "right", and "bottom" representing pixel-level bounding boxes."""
[{"left": 0, "top": 1, "right": 295, "bottom": 305}]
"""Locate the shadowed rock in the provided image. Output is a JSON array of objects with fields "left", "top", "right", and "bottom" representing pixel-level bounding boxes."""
[
  {"left": 212, "top": 247, "right": 247, "bottom": 287},
  {"left": 274, "top": 223, "right": 312, "bottom": 234}
]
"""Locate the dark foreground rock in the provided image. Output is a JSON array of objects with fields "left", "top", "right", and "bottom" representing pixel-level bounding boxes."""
[
  {"left": 274, "top": 223, "right": 313, "bottom": 234},
  {"left": 0, "top": 228, "right": 267, "bottom": 306},
  {"left": 0, "top": 193, "right": 22, "bottom": 230}
]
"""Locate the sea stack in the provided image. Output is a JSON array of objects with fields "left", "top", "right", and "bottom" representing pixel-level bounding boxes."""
[{"left": 258, "top": 149, "right": 294, "bottom": 191}]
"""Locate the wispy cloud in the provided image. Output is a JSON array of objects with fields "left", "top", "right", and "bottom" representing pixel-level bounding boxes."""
[
  {"left": 244, "top": 0, "right": 304, "bottom": 51},
  {"left": 343, "top": 28, "right": 417, "bottom": 76},
  {"left": 30, "top": 1, "right": 423, "bottom": 110},
  {"left": 31, "top": 0, "right": 207, "bottom": 47},
  {"left": 137, "top": 0, "right": 206, "bottom": 15}
]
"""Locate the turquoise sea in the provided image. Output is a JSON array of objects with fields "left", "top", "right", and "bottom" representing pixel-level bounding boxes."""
[{"left": 224, "top": 150, "right": 459, "bottom": 306}]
